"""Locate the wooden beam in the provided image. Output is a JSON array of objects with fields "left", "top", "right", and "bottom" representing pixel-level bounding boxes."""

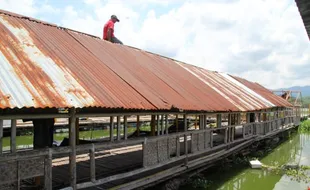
[
  {"left": 184, "top": 114, "right": 187, "bottom": 132},
  {"left": 117, "top": 116, "right": 121, "bottom": 141},
  {"left": 11, "top": 119, "right": 16, "bottom": 153},
  {"left": 69, "top": 108, "right": 77, "bottom": 190},
  {"left": 151, "top": 115, "right": 155, "bottom": 136},
  {"left": 124, "top": 116, "right": 128, "bottom": 140},
  {"left": 0, "top": 119, "right": 3, "bottom": 154},
  {"left": 110, "top": 116, "right": 114, "bottom": 142}
]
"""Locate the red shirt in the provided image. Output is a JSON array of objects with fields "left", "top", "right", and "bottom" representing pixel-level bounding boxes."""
[{"left": 103, "top": 19, "right": 115, "bottom": 39}]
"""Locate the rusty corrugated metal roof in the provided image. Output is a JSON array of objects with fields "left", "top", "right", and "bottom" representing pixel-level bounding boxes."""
[{"left": 0, "top": 10, "right": 292, "bottom": 111}]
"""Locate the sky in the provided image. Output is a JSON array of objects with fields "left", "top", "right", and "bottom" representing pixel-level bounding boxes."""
[{"left": 1, "top": 0, "right": 310, "bottom": 89}]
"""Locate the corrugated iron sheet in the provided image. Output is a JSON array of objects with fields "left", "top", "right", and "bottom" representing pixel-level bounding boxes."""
[{"left": 0, "top": 10, "right": 292, "bottom": 111}]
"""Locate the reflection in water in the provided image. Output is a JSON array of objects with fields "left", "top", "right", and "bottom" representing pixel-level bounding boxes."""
[{"left": 192, "top": 133, "right": 310, "bottom": 190}]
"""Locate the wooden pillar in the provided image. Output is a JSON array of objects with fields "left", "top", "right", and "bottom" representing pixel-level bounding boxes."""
[
  {"left": 137, "top": 115, "right": 140, "bottom": 137},
  {"left": 165, "top": 115, "right": 169, "bottom": 135},
  {"left": 161, "top": 114, "right": 164, "bottom": 135},
  {"left": 151, "top": 115, "right": 155, "bottom": 136},
  {"left": 124, "top": 116, "right": 128, "bottom": 140},
  {"left": 69, "top": 108, "right": 77, "bottom": 190},
  {"left": 44, "top": 149, "right": 52, "bottom": 190},
  {"left": 89, "top": 144, "right": 96, "bottom": 182},
  {"left": 195, "top": 115, "right": 198, "bottom": 130},
  {"left": 184, "top": 114, "right": 187, "bottom": 132},
  {"left": 157, "top": 115, "right": 160, "bottom": 136},
  {"left": 11, "top": 119, "right": 16, "bottom": 153},
  {"left": 176, "top": 115, "right": 179, "bottom": 132},
  {"left": 117, "top": 116, "right": 121, "bottom": 141},
  {"left": 110, "top": 116, "right": 114, "bottom": 142},
  {"left": 216, "top": 114, "right": 222, "bottom": 128},
  {"left": 0, "top": 119, "right": 3, "bottom": 154},
  {"left": 75, "top": 118, "right": 79, "bottom": 145}
]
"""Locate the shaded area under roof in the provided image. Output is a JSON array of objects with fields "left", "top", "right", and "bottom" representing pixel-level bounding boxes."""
[
  {"left": 0, "top": 9, "right": 292, "bottom": 112},
  {"left": 296, "top": 0, "right": 310, "bottom": 40}
]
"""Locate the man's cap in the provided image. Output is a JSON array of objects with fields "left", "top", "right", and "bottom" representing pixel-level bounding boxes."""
[{"left": 111, "top": 15, "right": 120, "bottom": 22}]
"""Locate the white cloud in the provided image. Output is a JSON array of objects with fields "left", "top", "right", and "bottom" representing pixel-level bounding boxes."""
[
  {"left": 0, "top": 0, "right": 37, "bottom": 16},
  {"left": 2, "top": 0, "right": 309, "bottom": 89}
]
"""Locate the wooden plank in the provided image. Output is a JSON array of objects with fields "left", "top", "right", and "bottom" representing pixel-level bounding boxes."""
[
  {"left": 216, "top": 114, "right": 222, "bottom": 128},
  {"left": 151, "top": 115, "right": 155, "bottom": 136},
  {"left": 45, "top": 149, "right": 52, "bottom": 190},
  {"left": 117, "top": 116, "right": 121, "bottom": 141},
  {"left": 176, "top": 115, "right": 179, "bottom": 132},
  {"left": 17, "top": 161, "right": 20, "bottom": 190},
  {"left": 184, "top": 134, "right": 188, "bottom": 165},
  {"left": 76, "top": 118, "right": 79, "bottom": 145},
  {"left": 90, "top": 144, "right": 96, "bottom": 182},
  {"left": 184, "top": 114, "right": 187, "bottom": 132},
  {"left": 110, "top": 116, "right": 114, "bottom": 142},
  {"left": 124, "top": 116, "right": 128, "bottom": 140},
  {"left": 69, "top": 108, "right": 77, "bottom": 190},
  {"left": 210, "top": 130, "right": 213, "bottom": 148},
  {"left": 176, "top": 136, "right": 180, "bottom": 157},
  {"left": 142, "top": 138, "right": 147, "bottom": 167},
  {"left": 0, "top": 119, "right": 3, "bottom": 154},
  {"left": 11, "top": 119, "right": 16, "bottom": 153}
]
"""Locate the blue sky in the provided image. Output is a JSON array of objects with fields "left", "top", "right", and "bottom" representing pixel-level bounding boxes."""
[{"left": 1, "top": 0, "right": 310, "bottom": 89}]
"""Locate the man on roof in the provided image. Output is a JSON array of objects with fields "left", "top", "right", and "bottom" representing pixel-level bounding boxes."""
[{"left": 103, "top": 15, "right": 123, "bottom": 45}]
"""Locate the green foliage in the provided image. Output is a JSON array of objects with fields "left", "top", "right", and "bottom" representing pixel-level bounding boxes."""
[
  {"left": 302, "top": 96, "right": 310, "bottom": 107},
  {"left": 299, "top": 120, "right": 310, "bottom": 133},
  {"left": 264, "top": 164, "right": 310, "bottom": 183}
]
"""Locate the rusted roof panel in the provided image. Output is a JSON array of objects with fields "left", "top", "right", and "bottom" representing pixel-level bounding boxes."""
[
  {"left": 0, "top": 10, "right": 292, "bottom": 111},
  {"left": 231, "top": 76, "right": 292, "bottom": 108}
]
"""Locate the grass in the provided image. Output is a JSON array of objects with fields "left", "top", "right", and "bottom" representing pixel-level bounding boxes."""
[{"left": 299, "top": 120, "right": 310, "bottom": 133}]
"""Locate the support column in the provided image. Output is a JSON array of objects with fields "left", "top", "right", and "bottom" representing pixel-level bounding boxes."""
[
  {"left": 11, "top": 119, "right": 16, "bottom": 153},
  {"left": 124, "top": 116, "right": 128, "bottom": 140},
  {"left": 165, "top": 115, "right": 169, "bottom": 135},
  {"left": 216, "top": 114, "right": 222, "bottom": 128},
  {"left": 195, "top": 115, "right": 198, "bottom": 130},
  {"left": 157, "top": 115, "right": 160, "bottom": 136},
  {"left": 117, "top": 116, "right": 121, "bottom": 141},
  {"left": 161, "top": 114, "right": 164, "bottom": 135},
  {"left": 69, "top": 108, "right": 77, "bottom": 190},
  {"left": 110, "top": 116, "right": 114, "bottom": 142},
  {"left": 176, "top": 115, "right": 179, "bottom": 132},
  {"left": 184, "top": 114, "right": 187, "bottom": 132},
  {"left": 150, "top": 115, "right": 155, "bottom": 136},
  {"left": 137, "top": 115, "right": 140, "bottom": 137},
  {"left": 75, "top": 118, "right": 79, "bottom": 145},
  {"left": 0, "top": 119, "right": 3, "bottom": 154}
]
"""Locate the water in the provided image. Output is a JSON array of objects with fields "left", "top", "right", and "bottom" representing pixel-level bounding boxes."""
[{"left": 184, "top": 132, "right": 310, "bottom": 190}]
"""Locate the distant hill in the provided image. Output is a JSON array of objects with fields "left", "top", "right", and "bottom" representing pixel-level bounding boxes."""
[{"left": 275, "top": 85, "right": 310, "bottom": 97}]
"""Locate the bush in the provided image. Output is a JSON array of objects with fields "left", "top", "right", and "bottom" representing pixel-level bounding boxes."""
[{"left": 299, "top": 120, "right": 310, "bottom": 133}]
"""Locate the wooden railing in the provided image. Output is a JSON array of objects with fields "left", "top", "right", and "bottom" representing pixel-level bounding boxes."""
[{"left": 0, "top": 115, "right": 299, "bottom": 190}]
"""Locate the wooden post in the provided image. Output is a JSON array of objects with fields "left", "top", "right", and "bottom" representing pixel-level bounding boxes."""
[
  {"left": 161, "top": 114, "right": 164, "bottom": 135},
  {"left": 184, "top": 114, "right": 187, "bottom": 132},
  {"left": 150, "top": 115, "right": 155, "bottom": 136},
  {"left": 0, "top": 119, "right": 3, "bottom": 154},
  {"left": 117, "top": 116, "right": 121, "bottom": 141},
  {"left": 176, "top": 136, "right": 180, "bottom": 157},
  {"left": 142, "top": 138, "right": 147, "bottom": 167},
  {"left": 110, "top": 116, "right": 114, "bottom": 142},
  {"left": 76, "top": 118, "right": 79, "bottom": 145},
  {"left": 184, "top": 134, "right": 188, "bottom": 165},
  {"left": 157, "top": 115, "right": 160, "bottom": 136},
  {"left": 124, "top": 116, "right": 128, "bottom": 140},
  {"left": 210, "top": 130, "right": 213, "bottom": 148},
  {"left": 165, "top": 115, "right": 169, "bottom": 135},
  {"left": 216, "top": 114, "right": 222, "bottom": 128},
  {"left": 69, "top": 108, "right": 77, "bottom": 190},
  {"left": 11, "top": 119, "right": 16, "bottom": 153},
  {"left": 195, "top": 115, "right": 198, "bottom": 130},
  {"left": 176, "top": 115, "right": 179, "bottom": 132},
  {"left": 89, "top": 144, "right": 96, "bottom": 182},
  {"left": 44, "top": 149, "right": 52, "bottom": 190},
  {"left": 137, "top": 115, "right": 140, "bottom": 137}
]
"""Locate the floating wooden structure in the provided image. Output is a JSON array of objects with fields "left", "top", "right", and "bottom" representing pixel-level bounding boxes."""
[{"left": 0, "top": 9, "right": 305, "bottom": 190}]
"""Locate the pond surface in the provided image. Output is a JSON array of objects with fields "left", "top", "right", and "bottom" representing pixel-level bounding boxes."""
[{"left": 183, "top": 132, "right": 310, "bottom": 190}]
